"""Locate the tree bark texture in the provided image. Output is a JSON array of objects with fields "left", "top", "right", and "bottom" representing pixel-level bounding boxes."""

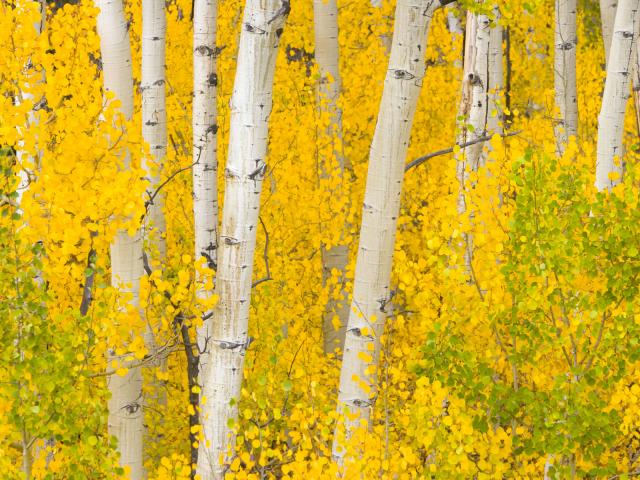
[{"left": 196, "top": 1, "right": 288, "bottom": 478}]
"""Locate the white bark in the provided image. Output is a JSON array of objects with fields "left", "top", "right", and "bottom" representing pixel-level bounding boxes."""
[
  {"left": 192, "top": 0, "right": 219, "bottom": 371},
  {"left": 554, "top": 0, "right": 578, "bottom": 152},
  {"left": 487, "top": 6, "right": 503, "bottom": 136},
  {"left": 455, "top": 10, "right": 490, "bottom": 218},
  {"left": 314, "top": 0, "right": 349, "bottom": 355},
  {"left": 600, "top": 0, "right": 617, "bottom": 64},
  {"left": 95, "top": 0, "right": 144, "bottom": 477},
  {"left": 446, "top": 5, "right": 463, "bottom": 34},
  {"left": 596, "top": 0, "right": 640, "bottom": 191},
  {"left": 141, "top": 0, "right": 167, "bottom": 420},
  {"left": 142, "top": 0, "right": 167, "bottom": 262},
  {"left": 15, "top": 0, "right": 46, "bottom": 209},
  {"left": 332, "top": 0, "right": 449, "bottom": 468},
  {"left": 196, "top": 1, "right": 288, "bottom": 478}
]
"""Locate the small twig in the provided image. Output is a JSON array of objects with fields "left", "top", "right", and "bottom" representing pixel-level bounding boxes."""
[
  {"left": 404, "top": 130, "right": 521, "bottom": 172},
  {"left": 89, "top": 340, "right": 181, "bottom": 377},
  {"left": 252, "top": 216, "right": 272, "bottom": 288},
  {"left": 144, "top": 161, "right": 197, "bottom": 218}
]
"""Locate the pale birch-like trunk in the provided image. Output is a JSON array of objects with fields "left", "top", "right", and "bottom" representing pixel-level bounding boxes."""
[
  {"left": 446, "top": 4, "right": 463, "bottom": 34},
  {"left": 192, "top": 0, "right": 218, "bottom": 374},
  {"left": 596, "top": 0, "right": 640, "bottom": 191},
  {"left": 454, "top": 11, "right": 490, "bottom": 273},
  {"left": 95, "top": 0, "right": 145, "bottom": 477},
  {"left": 16, "top": 2, "right": 49, "bottom": 475},
  {"left": 142, "top": 0, "right": 167, "bottom": 262},
  {"left": 487, "top": 6, "right": 503, "bottom": 136},
  {"left": 141, "top": 0, "right": 168, "bottom": 444},
  {"left": 16, "top": 0, "right": 46, "bottom": 208},
  {"left": 314, "top": 0, "right": 350, "bottom": 355},
  {"left": 196, "top": 1, "right": 288, "bottom": 477},
  {"left": 554, "top": 0, "right": 578, "bottom": 153},
  {"left": 332, "top": 0, "right": 452, "bottom": 468},
  {"left": 600, "top": 0, "right": 617, "bottom": 64}
]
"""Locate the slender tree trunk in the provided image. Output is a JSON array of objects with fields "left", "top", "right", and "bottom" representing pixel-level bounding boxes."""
[
  {"left": 192, "top": 0, "right": 218, "bottom": 375},
  {"left": 554, "top": 0, "right": 578, "bottom": 153},
  {"left": 95, "top": 0, "right": 145, "bottom": 477},
  {"left": 142, "top": 0, "right": 167, "bottom": 262},
  {"left": 314, "top": 0, "right": 350, "bottom": 355},
  {"left": 454, "top": 10, "right": 490, "bottom": 272},
  {"left": 141, "top": 0, "right": 168, "bottom": 450},
  {"left": 487, "top": 6, "right": 503, "bottom": 137},
  {"left": 600, "top": 0, "right": 617, "bottom": 64},
  {"left": 191, "top": 0, "right": 218, "bottom": 470},
  {"left": 332, "top": 0, "right": 452, "bottom": 469},
  {"left": 196, "top": 1, "right": 288, "bottom": 478},
  {"left": 16, "top": 0, "right": 46, "bottom": 208},
  {"left": 596, "top": 0, "right": 640, "bottom": 191}
]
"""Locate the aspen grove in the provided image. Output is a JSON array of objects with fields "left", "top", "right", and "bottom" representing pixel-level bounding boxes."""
[{"left": 7, "top": 0, "right": 640, "bottom": 478}]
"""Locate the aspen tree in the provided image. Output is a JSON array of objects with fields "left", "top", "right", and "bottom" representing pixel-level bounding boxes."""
[
  {"left": 332, "top": 0, "right": 454, "bottom": 468},
  {"left": 141, "top": 0, "right": 168, "bottom": 450},
  {"left": 192, "top": 0, "right": 219, "bottom": 368},
  {"left": 596, "top": 0, "right": 640, "bottom": 191},
  {"left": 15, "top": 0, "right": 45, "bottom": 209},
  {"left": 192, "top": 0, "right": 219, "bottom": 403},
  {"left": 15, "top": 5, "right": 47, "bottom": 476},
  {"left": 554, "top": 0, "right": 578, "bottom": 152},
  {"left": 600, "top": 0, "right": 616, "bottom": 63},
  {"left": 196, "top": 0, "right": 288, "bottom": 477},
  {"left": 314, "top": 0, "right": 350, "bottom": 355},
  {"left": 95, "top": 0, "right": 145, "bottom": 477},
  {"left": 454, "top": 10, "right": 490, "bottom": 272},
  {"left": 487, "top": 5, "right": 503, "bottom": 136},
  {"left": 142, "top": 0, "right": 167, "bottom": 263}
]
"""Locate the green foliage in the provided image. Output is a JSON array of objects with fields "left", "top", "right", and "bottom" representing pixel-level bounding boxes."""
[{"left": 418, "top": 149, "right": 640, "bottom": 476}]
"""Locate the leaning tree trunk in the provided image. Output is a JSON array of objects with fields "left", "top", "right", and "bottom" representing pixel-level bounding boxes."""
[
  {"left": 196, "top": 1, "right": 288, "bottom": 478},
  {"left": 596, "top": 0, "right": 640, "bottom": 191},
  {"left": 192, "top": 0, "right": 218, "bottom": 377},
  {"left": 554, "top": 0, "right": 578, "bottom": 153},
  {"left": 95, "top": 0, "right": 145, "bottom": 478},
  {"left": 332, "top": 0, "right": 453, "bottom": 470},
  {"left": 313, "top": 0, "right": 350, "bottom": 355}
]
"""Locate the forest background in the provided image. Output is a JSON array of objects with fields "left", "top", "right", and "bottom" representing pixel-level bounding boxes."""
[{"left": 3, "top": 0, "right": 640, "bottom": 478}]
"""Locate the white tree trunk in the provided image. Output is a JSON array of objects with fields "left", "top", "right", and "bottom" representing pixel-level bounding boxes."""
[
  {"left": 596, "top": 0, "right": 640, "bottom": 191},
  {"left": 332, "top": 0, "right": 450, "bottom": 468},
  {"left": 141, "top": 0, "right": 168, "bottom": 429},
  {"left": 15, "top": 0, "right": 46, "bottom": 209},
  {"left": 196, "top": 1, "right": 288, "bottom": 478},
  {"left": 446, "top": 4, "right": 463, "bottom": 34},
  {"left": 454, "top": 10, "right": 490, "bottom": 276},
  {"left": 554, "top": 0, "right": 578, "bottom": 152},
  {"left": 95, "top": 0, "right": 145, "bottom": 478},
  {"left": 192, "top": 0, "right": 219, "bottom": 372},
  {"left": 314, "top": 0, "right": 349, "bottom": 355},
  {"left": 600, "top": 0, "right": 617, "bottom": 64},
  {"left": 487, "top": 6, "right": 503, "bottom": 136},
  {"left": 142, "top": 0, "right": 167, "bottom": 262}
]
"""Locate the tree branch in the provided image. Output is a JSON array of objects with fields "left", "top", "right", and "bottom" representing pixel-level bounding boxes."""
[{"left": 404, "top": 130, "right": 521, "bottom": 172}]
